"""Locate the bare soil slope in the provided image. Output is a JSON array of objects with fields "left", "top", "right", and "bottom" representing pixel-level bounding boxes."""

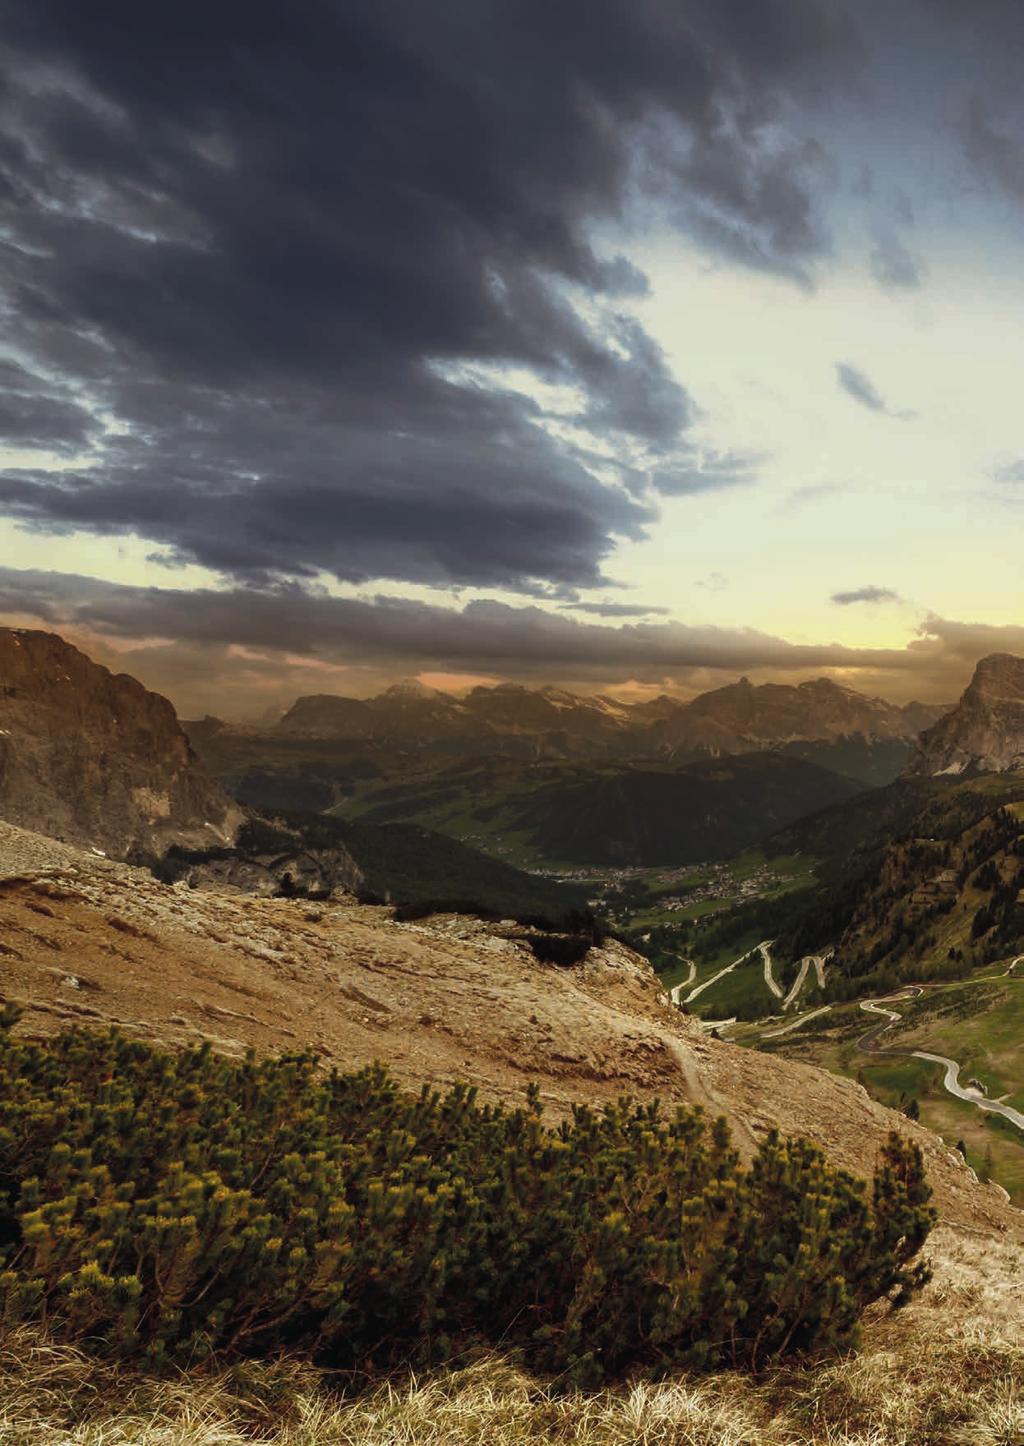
[{"left": 0, "top": 820, "right": 1017, "bottom": 1245}]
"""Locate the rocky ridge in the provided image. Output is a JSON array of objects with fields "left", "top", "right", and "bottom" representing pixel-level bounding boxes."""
[
  {"left": 0, "top": 628, "right": 243, "bottom": 858},
  {"left": 908, "top": 652, "right": 1024, "bottom": 776},
  {"left": 269, "top": 675, "right": 947, "bottom": 760}
]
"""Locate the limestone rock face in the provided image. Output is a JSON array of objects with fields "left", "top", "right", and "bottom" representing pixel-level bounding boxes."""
[
  {"left": 0, "top": 628, "right": 243, "bottom": 857},
  {"left": 907, "top": 654, "right": 1024, "bottom": 776}
]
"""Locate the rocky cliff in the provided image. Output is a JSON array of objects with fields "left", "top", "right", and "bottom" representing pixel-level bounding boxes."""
[
  {"left": 0, "top": 628, "right": 243, "bottom": 858},
  {"left": 908, "top": 653, "right": 1024, "bottom": 776}
]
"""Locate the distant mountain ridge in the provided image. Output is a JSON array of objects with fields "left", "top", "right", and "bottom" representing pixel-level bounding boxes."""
[
  {"left": 908, "top": 653, "right": 1024, "bottom": 777},
  {"left": 271, "top": 675, "right": 948, "bottom": 773},
  {"left": 184, "top": 675, "right": 951, "bottom": 828}
]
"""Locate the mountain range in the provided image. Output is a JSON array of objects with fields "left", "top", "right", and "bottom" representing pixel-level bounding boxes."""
[
  {"left": 183, "top": 675, "right": 953, "bottom": 846},
  {"left": 269, "top": 674, "right": 948, "bottom": 768}
]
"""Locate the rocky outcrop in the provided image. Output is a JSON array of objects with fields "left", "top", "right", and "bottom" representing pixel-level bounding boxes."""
[
  {"left": 907, "top": 654, "right": 1024, "bottom": 776},
  {"left": 0, "top": 628, "right": 243, "bottom": 858},
  {"left": 169, "top": 845, "right": 365, "bottom": 899}
]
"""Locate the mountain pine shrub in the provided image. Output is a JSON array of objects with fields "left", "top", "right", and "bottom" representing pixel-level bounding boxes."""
[{"left": 0, "top": 1008, "right": 933, "bottom": 1386}]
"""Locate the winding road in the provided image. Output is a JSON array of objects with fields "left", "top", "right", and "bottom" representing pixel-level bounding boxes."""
[
  {"left": 675, "top": 940, "right": 831, "bottom": 1014},
  {"left": 781, "top": 949, "right": 831, "bottom": 1010},
  {"left": 668, "top": 959, "right": 696, "bottom": 1006},
  {"left": 762, "top": 1004, "right": 832, "bottom": 1039},
  {"left": 857, "top": 992, "right": 1024, "bottom": 1134},
  {"left": 683, "top": 941, "right": 771, "bottom": 1004},
  {"left": 760, "top": 940, "right": 783, "bottom": 999}
]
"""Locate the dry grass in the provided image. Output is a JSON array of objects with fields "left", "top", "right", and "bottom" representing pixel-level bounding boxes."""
[
  {"left": 1, "top": 1310, "right": 1022, "bottom": 1446},
  {"left": 2, "top": 1224, "right": 1021, "bottom": 1446}
]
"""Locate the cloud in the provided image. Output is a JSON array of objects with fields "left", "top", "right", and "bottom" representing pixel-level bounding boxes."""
[
  {"left": 869, "top": 231, "right": 924, "bottom": 290},
  {"left": 831, "top": 585, "right": 901, "bottom": 606},
  {"left": 558, "top": 600, "right": 671, "bottom": 618},
  {"left": 0, "top": 569, "right": 1004, "bottom": 711},
  {"left": 0, "top": 0, "right": 860, "bottom": 594},
  {"left": 835, "top": 362, "right": 913, "bottom": 419},
  {"left": 651, "top": 448, "right": 765, "bottom": 498},
  {"left": 835, "top": 362, "right": 887, "bottom": 412},
  {"left": 0, "top": 564, "right": 937, "bottom": 688},
  {"left": 0, "top": 361, "right": 100, "bottom": 454},
  {"left": 962, "top": 97, "right": 1024, "bottom": 204},
  {"left": 0, "top": 566, "right": 912, "bottom": 674},
  {"left": 0, "top": 390, "right": 651, "bottom": 594},
  {"left": 992, "top": 459, "right": 1024, "bottom": 484}
]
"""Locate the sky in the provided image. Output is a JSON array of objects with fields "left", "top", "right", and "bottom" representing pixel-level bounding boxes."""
[{"left": 1, "top": 0, "right": 1023, "bottom": 718}]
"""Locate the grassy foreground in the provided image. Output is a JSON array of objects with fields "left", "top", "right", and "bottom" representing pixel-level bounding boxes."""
[{"left": 2, "top": 1298, "right": 1022, "bottom": 1446}]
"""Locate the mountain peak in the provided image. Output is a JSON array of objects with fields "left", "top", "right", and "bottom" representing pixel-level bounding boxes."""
[
  {"left": 908, "top": 653, "right": 1024, "bottom": 776},
  {"left": 380, "top": 678, "right": 449, "bottom": 701},
  {"left": 969, "top": 653, "right": 1024, "bottom": 697}
]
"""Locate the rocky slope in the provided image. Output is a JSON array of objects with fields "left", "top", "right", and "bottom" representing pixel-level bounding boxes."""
[
  {"left": 908, "top": 652, "right": 1024, "bottom": 775},
  {"left": 4, "top": 822, "right": 1024, "bottom": 1444},
  {"left": 0, "top": 628, "right": 242, "bottom": 858},
  {"left": 0, "top": 818, "right": 1016, "bottom": 1243}
]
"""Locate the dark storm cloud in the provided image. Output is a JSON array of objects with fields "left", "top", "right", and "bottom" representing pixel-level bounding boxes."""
[
  {"left": 963, "top": 97, "right": 1024, "bottom": 204},
  {"left": 3, "top": 569, "right": 997, "bottom": 710},
  {"left": 0, "top": 361, "right": 99, "bottom": 454},
  {"left": 0, "top": 387, "right": 650, "bottom": 593},
  {"left": 0, "top": 0, "right": 859, "bottom": 592},
  {"left": 831, "top": 585, "right": 901, "bottom": 605},
  {"left": 0, "top": 567, "right": 916, "bottom": 681},
  {"left": 651, "top": 449, "right": 765, "bottom": 497}
]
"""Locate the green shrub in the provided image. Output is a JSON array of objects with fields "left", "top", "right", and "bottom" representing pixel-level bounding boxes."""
[{"left": 0, "top": 1009, "right": 933, "bottom": 1385}]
